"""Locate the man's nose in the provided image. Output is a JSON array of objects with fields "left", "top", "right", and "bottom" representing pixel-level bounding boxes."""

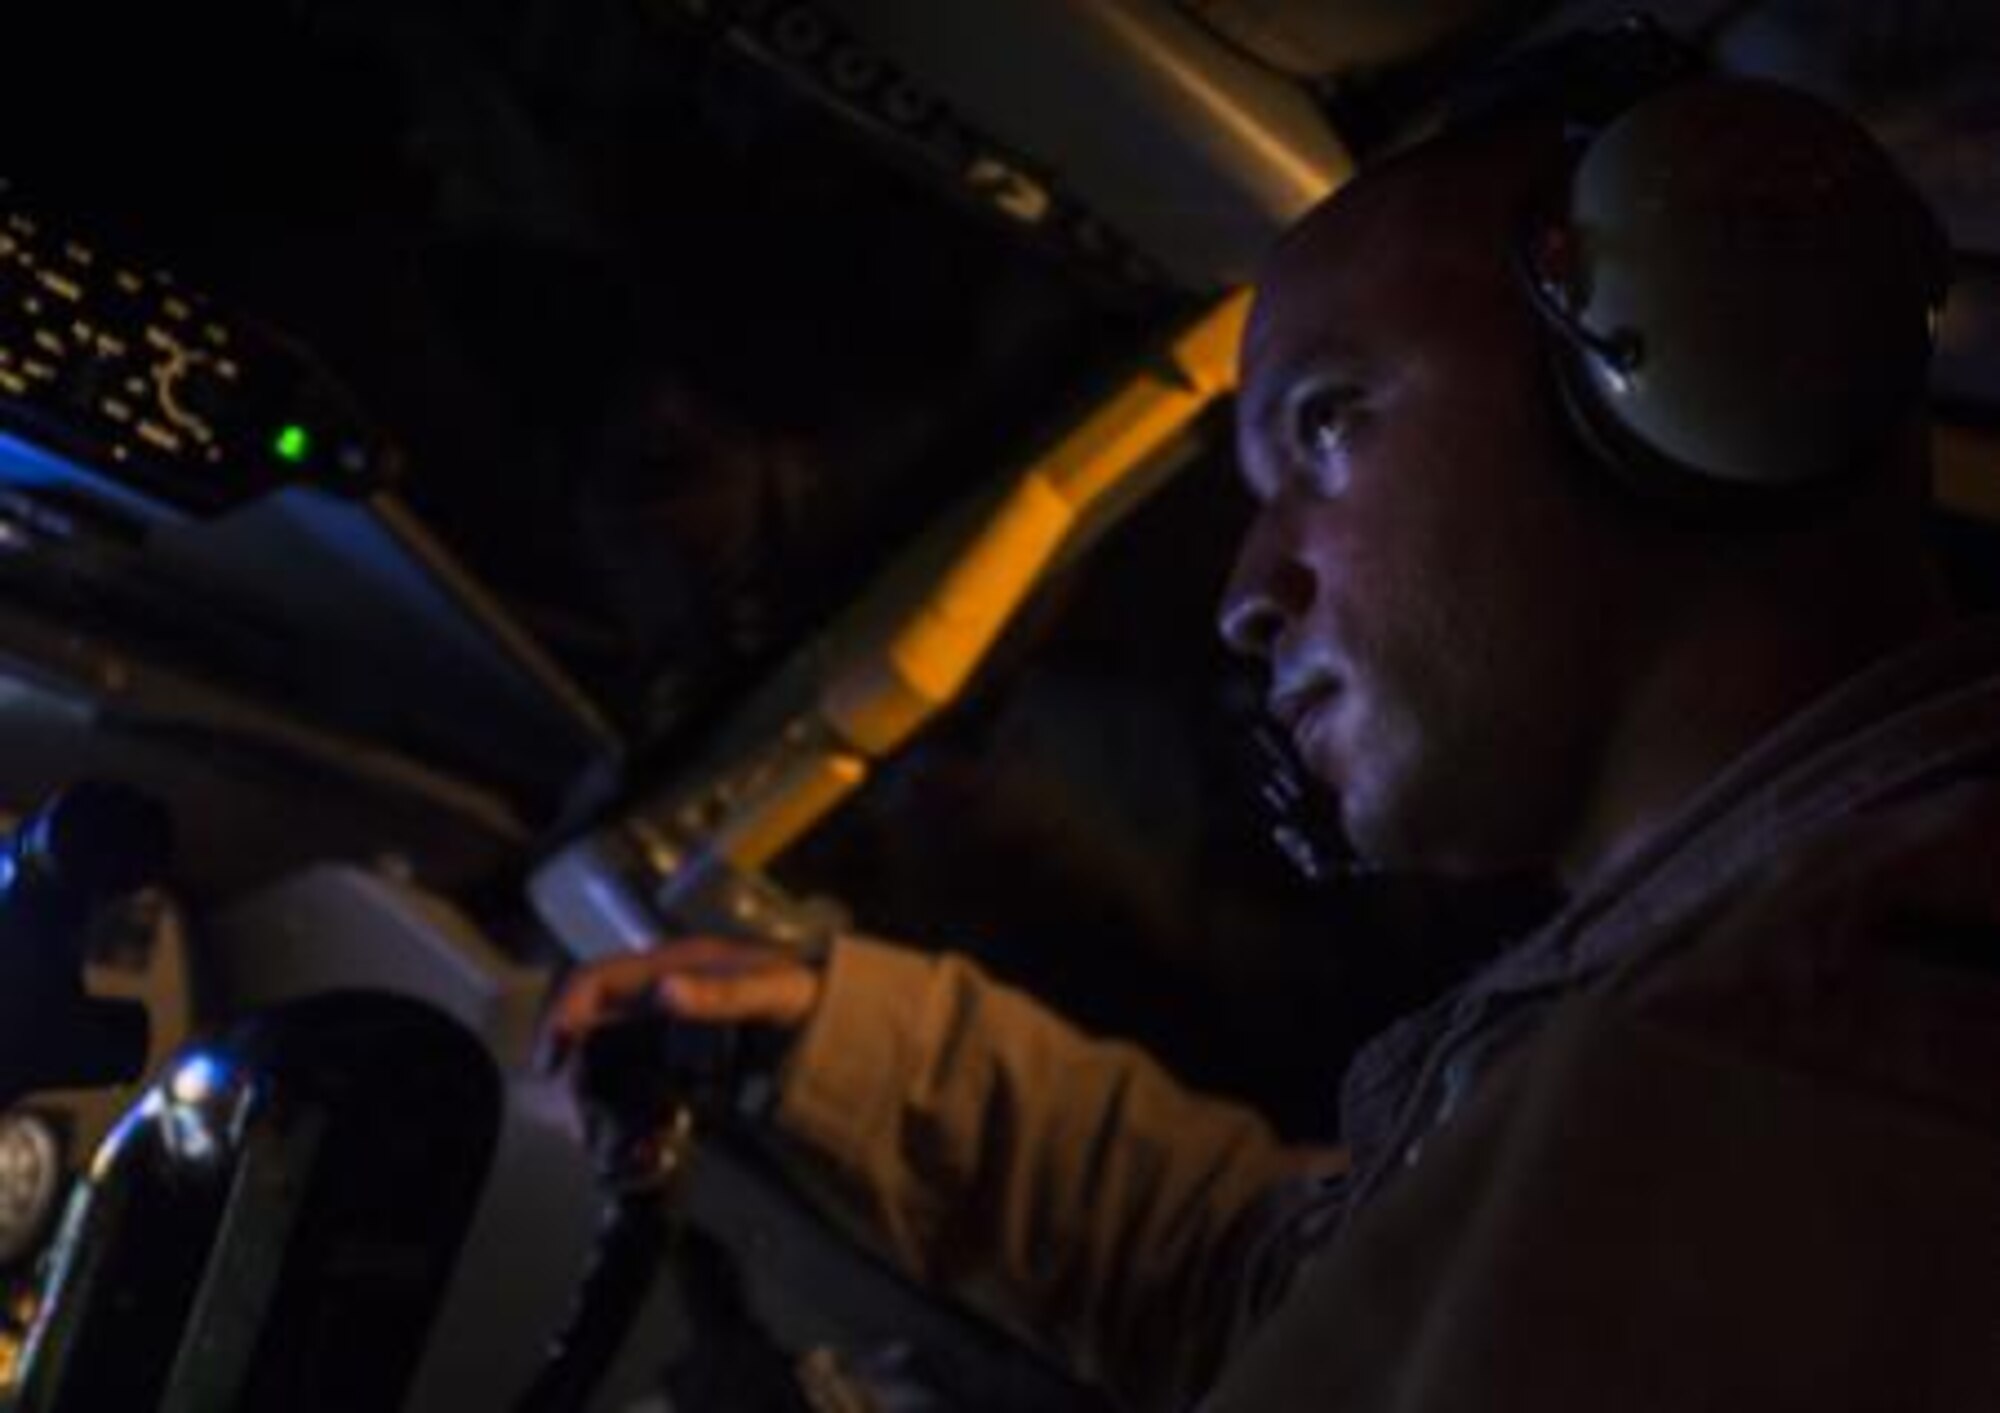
[{"left": 1217, "top": 529, "right": 1315, "bottom": 660}]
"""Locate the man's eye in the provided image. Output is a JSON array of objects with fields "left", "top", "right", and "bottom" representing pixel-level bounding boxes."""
[{"left": 1291, "top": 385, "right": 1362, "bottom": 483}]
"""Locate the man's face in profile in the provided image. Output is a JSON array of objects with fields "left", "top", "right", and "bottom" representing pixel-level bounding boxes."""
[{"left": 1220, "top": 129, "right": 1648, "bottom": 881}]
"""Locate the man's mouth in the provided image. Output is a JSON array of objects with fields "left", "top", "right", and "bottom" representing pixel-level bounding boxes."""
[{"left": 1268, "top": 676, "right": 1340, "bottom": 745}]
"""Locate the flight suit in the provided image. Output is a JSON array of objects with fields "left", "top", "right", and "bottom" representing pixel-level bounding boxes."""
[{"left": 777, "top": 619, "right": 2000, "bottom": 1410}]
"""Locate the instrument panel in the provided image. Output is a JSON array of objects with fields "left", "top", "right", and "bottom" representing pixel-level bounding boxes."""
[{"left": 0, "top": 184, "right": 394, "bottom": 522}]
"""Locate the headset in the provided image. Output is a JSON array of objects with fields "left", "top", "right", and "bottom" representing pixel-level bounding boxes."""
[{"left": 1460, "top": 15, "right": 1955, "bottom": 517}]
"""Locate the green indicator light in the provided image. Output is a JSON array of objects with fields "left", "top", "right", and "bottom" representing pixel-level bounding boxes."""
[{"left": 273, "top": 424, "right": 311, "bottom": 464}]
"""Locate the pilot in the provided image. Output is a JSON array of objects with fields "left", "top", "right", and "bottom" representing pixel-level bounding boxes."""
[{"left": 544, "top": 31, "right": 2000, "bottom": 1413}]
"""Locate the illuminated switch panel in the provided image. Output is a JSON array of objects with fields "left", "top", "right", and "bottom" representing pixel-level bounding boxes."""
[{"left": 0, "top": 181, "right": 397, "bottom": 520}]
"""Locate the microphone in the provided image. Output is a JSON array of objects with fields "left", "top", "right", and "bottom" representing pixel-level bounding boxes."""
[{"left": 1246, "top": 721, "right": 1370, "bottom": 884}]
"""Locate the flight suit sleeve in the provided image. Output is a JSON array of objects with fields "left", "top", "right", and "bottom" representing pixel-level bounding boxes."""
[{"left": 773, "top": 935, "right": 1346, "bottom": 1411}]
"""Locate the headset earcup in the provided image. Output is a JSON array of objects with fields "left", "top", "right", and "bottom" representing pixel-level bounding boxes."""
[{"left": 1536, "top": 79, "right": 1947, "bottom": 507}]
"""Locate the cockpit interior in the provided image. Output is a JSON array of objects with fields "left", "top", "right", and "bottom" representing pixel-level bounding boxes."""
[{"left": 0, "top": 1, "right": 1994, "bottom": 1407}]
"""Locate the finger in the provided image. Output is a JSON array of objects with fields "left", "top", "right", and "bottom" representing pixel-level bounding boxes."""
[
  {"left": 546, "top": 937, "right": 772, "bottom": 1028},
  {"left": 538, "top": 956, "right": 670, "bottom": 1071},
  {"left": 545, "top": 952, "right": 667, "bottom": 1037},
  {"left": 536, "top": 936, "right": 810, "bottom": 1071},
  {"left": 658, "top": 964, "right": 820, "bottom": 1029}
]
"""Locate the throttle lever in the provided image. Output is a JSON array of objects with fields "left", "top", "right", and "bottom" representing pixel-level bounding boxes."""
[{"left": 519, "top": 1014, "right": 746, "bottom": 1413}]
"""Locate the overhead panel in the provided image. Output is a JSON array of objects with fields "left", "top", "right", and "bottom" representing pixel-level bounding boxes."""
[
  {"left": 822, "top": 0, "right": 1353, "bottom": 288},
  {"left": 1180, "top": 0, "right": 1517, "bottom": 74}
]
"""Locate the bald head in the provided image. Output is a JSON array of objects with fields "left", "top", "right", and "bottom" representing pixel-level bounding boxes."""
[{"left": 1260, "top": 119, "right": 1568, "bottom": 315}]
